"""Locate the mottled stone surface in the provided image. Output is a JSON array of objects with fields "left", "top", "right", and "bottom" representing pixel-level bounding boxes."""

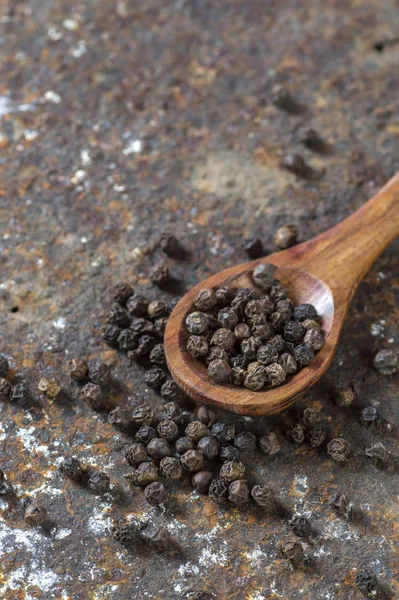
[{"left": 0, "top": 0, "right": 398, "bottom": 598}]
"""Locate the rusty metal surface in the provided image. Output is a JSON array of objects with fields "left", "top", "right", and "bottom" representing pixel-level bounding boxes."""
[{"left": 0, "top": 0, "right": 399, "bottom": 598}]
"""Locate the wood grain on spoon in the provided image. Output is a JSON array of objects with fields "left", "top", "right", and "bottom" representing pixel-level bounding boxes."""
[{"left": 165, "top": 172, "right": 399, "bottom": 415}]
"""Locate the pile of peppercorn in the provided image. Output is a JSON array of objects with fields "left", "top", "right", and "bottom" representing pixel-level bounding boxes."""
[{"left": 184, "top": 263, "right": 324, "bottom": 390}]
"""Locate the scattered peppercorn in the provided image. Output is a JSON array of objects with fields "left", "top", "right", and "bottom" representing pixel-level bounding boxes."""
[
  {"left": 25, "top": 502, "right": 47, "bottom": 526},
  {"left": 220, "top": 460, "right": 245, "bottom": 482},
  {"left": 308, "top": 427, "right": 326, "bottom": 448},
  {"left": 228, "top": 480, "right": 250, "bottom": 507},
  {"left": 0, "top": 355, "right": 9, "bottom": 378},
  {"left": 208, "top": 478, "right": 229, "bottom": 503},
  {"left": 9, "top": 383, "right": 31, "bottom": 406},
  {"left": 330, "top": 493, "right": 350, "bottom": 518},
  {"left": 160, "top": 456, "right": 183, "bottom": 479},
  {"left": 157, "top": 419, "right": 179, "bottom": 441},
  {"left": 355, "top": 568, "right": 378, "bottom": 598},
  {"left": 68, "top": 357, "right": 88, "bottom": 381},
  {"left": 277, "top": 537, "right": 304, "bottom": 566},
  {"left": 365, "top": 442, "right": 389, "bottom": 468},
  {"left": 112, "top": 281, "right": 134, "bottom": 305},
  {"left": 234, "top": 431, "right": 256, "bottom": 453},
  {"left": 101, "top": 324, "right": 122, "bottom": 346},
  {"left": 192, "top": 471, "right": 213, "bottom": 494},
  {"left": 0, "top": 378, "right": 12, "bottom": 401},
  {"left": 132, "top": 404, "right": 154, "bottom": 426},
  {"left": 147, "top": 438, "right": 171, "bottom": 460},
  {"left": 289, "top": 515, "right": 312, "bottom": 539},
  {"left": 136, "top": 425, "right": 157, "bottom": 445},
  {"left": 274, "top": 225, "right": 297, "bottom": 249},
  {"left": 159, "top": 234, "right": 179, "bottom": 257},
  {"left": 118, "top": 328, "right": 139, "bottom": 351},
  {"left": 80, "top": 382, "right": 103, "bottom": 411},
  {"left": 150, "top": 264, "right": 171, "bottom": 286},
  {"left": 300, "top": 128, "right": 327, "bottom": 153},
  {"left": 327, "top": 438, "right": 351, "bottom": 463},
  {"left": 130, "top": 462, "right": 159, "bottom": 487},
  {"left": 144, "top": 481, "right": 167, "bottom": 506},
  {"left": 175, "top": 437, "right": 194, "bottom": 454},
  {"left": 251, "top": 484, "right": 276, "bottom": 511},
  {"left": 59, "top": 457, "right": 87, "bottom": 482},
  {"left": 335, "top": 386, "right": 355, "bottom": 407},
  {"left": 181, "top": 449, "right": 204, "bottom": 472},
  {"left": 211, "top": 422, "right": 235, "bottom": 445},
  {"left": 243, "top": 236, "right": 263, "bottom": 258},
  {"left": 88, "top": 362, "right": 110, "bottom": 386},
  {"left": 113, "top": 522, "right": 141, "bottom": 546},
  {"left": 125, "top": 443, "right": 148, "bottom": 466},
  {"left": 106, "top": 304, "right": 130, "bottom": 327},
  {"left": 140, "top": 521, "right": 176, "bottom": 553},
  {"left": 373, "top": 349, "right": 398, "bottom": 375},
  {"left": 271, "top": 85, "right": 302, "bottom": 113},
  {"left": 87, "top": 471, "right": 110, "bottom": 495},
  {"left": 360, "top": 406, "right": 380, "bottom": 428},
  {"left": 126, "top": 293, "right": 149, "bottom": 317},
  {"left": 161, "top": 379, "right": 185, "bottom": 403},
  {"left": 259, "top": 432, "right": 280, "bottom": 456}
]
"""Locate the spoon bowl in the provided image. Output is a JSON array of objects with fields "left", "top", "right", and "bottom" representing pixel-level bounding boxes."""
[{"left": 165, "top": 172, "right": 399, "bottom": 415}]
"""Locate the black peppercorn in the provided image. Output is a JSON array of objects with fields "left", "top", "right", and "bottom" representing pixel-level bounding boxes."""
[
  {"left": 241, "top": 336, "right": 262, "bottom": 361},
  {"left": 231, "top": 367, "right": 246, "bottom": 386},
  {"left": 113, "top": 522, "right": 140, "bottom": 546},
  {"left": 194, "top": 289, "right": 217, "bottom": 312},
  {"left": 208, "top": 359, "right": 231, "bottom": 384},
  {"left": 158, "top": 419, "right": 179, "bottom": 441},
  {"left": 293, "top": 343, "right": 315, "bottom": 366},
  {"left": 301, "top": 128, "right": 326, "bottom": 153},
  {"left": 196, "top": 405, "right": 217, "bottom": 426},
  {"left": 244, "top": 363, "right": 266, "bottom": 391},
  {"left": 147, "top": 437, "right": 171, "bottom": 459},
  {"left": 373, "top": 349, "right": 398, "bottom": 375},
  {"left": 284, "top": 321, "right": 305, "bottom": 342},
  {"left": 125, "top": 443, "right": 148, "bottom": 466},
  {"left": 269, "top": 283, "right": 288, "bottom": 302},
  {"left": 149, "top": 264, "right": 171, "bottom": 286},
  {"left": 271, "top": 84, "right": 301, "bottom": 113},
  {"left": 118, "top": 329, "right": 139, "bottom": 351},
  {"left": 301, "top": 407, "right": 322, "bottom": 428},
  {"left": 327, "top": 438, "right": 351, "bottom": 462},
  {"left": 360, "top": 406, "right": 380, "bottom": 428},
  {"left": 136, "top": 425, "right": 157, "bottom": 445},
  {"left": 101, "top": 324, "right": 122, "bottom": 346},
  {"left": 197, "top": 436, "right": 220, "bottom": 460},
  {"left": 308, "top": 427, "right": 326, "bottom": 448},
  {"left": 80, "top": 382, "right": 103, "bottom": 411},
  {"left": 187, "top": 335, "right": 209, "bottom": 358},
  {"left": 220, "top": 460, "right": 245, "bottom": 482},
  {"left": 144, "top": 481, "right": 167, "bottom": 506},
  {"left": 181, "top": 449, "right": 204, "bottom": 472},
  {"left": 233, "top": 323, "right": 251, "bottom": 343},
  {"left": 208, "top": 478, "right": 229, "bottom": 503},
  {"left": 185, "top": 421, "right": 209, "bottom": 442},
  {"left": 106, "top": 304, "right": 130, "bottom": 327},
  {"left": 274, "top": 225, "right": 297, "bottom": 249},
  {"left": 130, "top": 462, "right": 159, "bottom": 487},
  {"left": 112, "top": 281, "right": 134, "bottom": 305},
  {"left": 288, "top": 423, "right": 306, "bottom": 444},
  {"left": 25, "top": 502, "right": 47, "bottom": 526},
  {"left": 9, "top": 383, "right": 31, "bottom": 406},
  {"left": 270, "top": 310, "right": 291, "bottom": 332},
  {"left": 257, "top": 344, "right": 279, "bottom": 365},
  {"left": 234, "top": 431, "right": 256, "bottom": 453},
  {"left": 228, "top": 480, "right": 249, "bottom": 507},
  {"left": 252, "top": 263, "right": 277, "bottom": 291},
  {"left": 160, "top": 456, "right": 183, "bottom": 479},
  {"left": 365, "top": 442, "right": 389, "bottom": 467},
  {"left": 289, "top": 515, "right": 312, "bottom": 539},
  {"left": 217, "top": 307, "right": 239, "bottom": 330},
  {"left": 144, "top": 367, "right": 166, "bottom": 389},
  {"left": 59, "top": 457, "right": 87, "bottom": 482},
  {"left": 303, "top": 329, "right": 324, "bottom": 350},
  {"left": 148, "top": 300, "right": 170, "bottom": 321},
  {"left": 159, "top": 233, "right": 179, "bottom": 257},
  {"left": 265, "top": 363, "right": 286, "bottom": 387},
  {"left": 192, "top": 471, "right": 213, "bottom": 494},
  {"left": 87, "top": 471, "right": 110, "bottom": 495},
  {"left": 210, "top": 328, "right": 235, "bottom": 351},
  {"left": 269, "top": 334, "right": 285, "bottom": 353},
  {"left": 278, "top": 353, "right": 297, "bottom": 375},
  {"left": 330, "top": 493, "right": 349, "bottom": 517},
  {"left": 140, "top": 521, "right": 176, "bottom": 553},
  {"left": 335, "top": 386, "right": 355, "bottom": 407},
  {"left": 211, "top": 422, "right": 235, "bottom": 445},
  {"left": 88, "top": 362, "right": 110, "bottom": 387},
  {"left": 149, "top": 344, "right": 166, "bottom": 367},
  {"left": 206, "top": 346, "right": 229, "bottom": 364},
  {"left": 185, "top": 312, "right": 209, "bottom": 335},
  {"left": 130, "top": 317, "right": 156, "bottom": 335},
  {"left": 175, "top": 437, "right": 194, "bottom": 454},
  {"left": 126, "top": 293, "right": 149, "bottom": 317},
  {"left": 132, "top": 404, "right": 154, "bottom": 426},
  {"left": 243, "top": 235, "right": 263, "bottom": 258},
  {"left": 293, "top": 303, "right": 318, "bottom": 321},
  {"left": 277, "top": 538, "right": 304, "bottom": 566},
  {"left": 68, "top": 357, "right": 88, "bottom": 381},
  {"left": 0, "top": 378, "right": 11, "bottom": 401},
  {"left": 162, "top": 402, "right": 182, "bottom": 424},
  {"left": 161, "top": 379, "right": 185, "bottom": 403},
  {"left": 128, "top": 335, "right": 156, "bottom": 360},
  {"left": 220, "top": 445, "right": 240, "bottom": 462},
  {"left": 0, "top": 355, "right": 10, "bottom": 378},
  {"left": 215, "top": 286, "right": 234, "bottom": 306},
  {"left": 355, "top": 568, "right": 378, "bottom": 598},
  {"left": 259, "top": 432, "right": 280, "bottom": 456},
  {"left": 251, "top": 484, "right": 276, "bottom": 511},
  {"left": 109, "top": 408, "right": 132, "bottom": 432}
]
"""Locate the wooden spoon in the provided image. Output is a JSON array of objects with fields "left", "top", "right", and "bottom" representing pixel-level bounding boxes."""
[{"left": 164, "top": 172, "right": 399, "bottom": 415}]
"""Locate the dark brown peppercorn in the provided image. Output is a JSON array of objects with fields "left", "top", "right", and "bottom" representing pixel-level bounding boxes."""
[
  {"left": 327, "top": 438, "right": 351, "bottom": 462},
  {"left": 252, "top": 263, "right": 276, "bottom": 291},
  {"left": 186, "top": 311, "right": 209, "bottom": 335},
  {"left": 228, "top": 480, "right": 249, "bottom": 507},
  {"left": 289, "top": 515, "right": 312, "bottom": 539},
  {"left": 335, "top": 386, "right": 355, "bottom": 407},
  {"left": 147, "top": 437, "right": 171, "bottom": 460},
  {"left": 284, "top": 321, "right": 305, "bottom": 342},
  {"left": 0, "top": 355, "right": 10, "bottom": 378},
  {"left": 196, "top": 405, "right": 217, "bottom": 426},
  {"left": 160, "top": 233, "right": 179, "bottom": 257},
  {"left": 355, "top": 569, "right": 378, "bottom": 598},
  {"left": 365, "top": 442, "right": 389, "bottom": 467},
  {"left": 257, "top": 344, "right": 279, "bottom": 365},
  {"left": 360, "top": 406, "right": 380, "bottom": 428},
  {"left": 192, "top": 471, "right": 213, "bottom": 494},
  {"left": 215, "top": 286, "right": 234, "bottom": 306},
  {"left": 270, "top": 310, "right": 291, "bottom": 332},
  {"left": 160, "top": 456, "right": 183, "bottom": 479},
  {"left": 330, "top": 493, "right": 349, "bottom": 517},
  {"left": 206, "top": 346, "right": 229, "bottom": 364},
  {"left": 125, "top": 293, "right": 148, "bottom": 317},
  {"left": 277, "top": 538, "right": 304, "bottom": 565},
  {"left": 25, "top": 502, "right": 47, "bottom": 526},
  {"left": 140, "top": 521, "right": 176, "bottom": 552},
  {"left": 130, "top": 317, "right": 156, "bottom": 335},
  {"left": 194, "top": 289, "right": 217, "bottom": 312},
  {"left": 144, "top": 481, "right": 167, "bottom": 506},
  {"left": 108, "top": 407, "right": 132, "bottom": 430},
  {"left": 9, "top": 383, "right": 31, "bottom": 406},
  {"left": 163, "top": 402, "right": 183, "bottom": 424},
  {"left": 234, "top": 432, "right": 256, "bottom": 453},
  {"left": 288, "top": 423, "right": 306, "bottom": 444},
  {"left": 125, "top": 443, "right": 148, "bottom": 466},
  {"left": 150, "top": 264, "right": 171, "bottom": 286},
  {"left": 302, "top": 407, "right": 322, "bottom": 428},
  {"left": 271, "top": 84, "right": 301, "bottom": 113},
  {"left": 234, "top": 323, "right": 251, "bottom": 342},
  {"left": 101, "top": 324, "right": 122, "bottom": 346},
  {"left": 135, "top": 425, "right": 157, "bottom": 445},
  {"left": 301, "top": 128, "right": 326, "bottom": 153},
  {"left": 113, "top": 522, "right": 140, "bottom": 546},
  {"left": 209, "top": 478, "right": 229, "bottom": 503},
  {"left": 210, "top": 328, "right": 235, "bottom": 351},
  {"left": 149, "top": 344, "right": 166, "bottom": 367},
  {"left": 185, "top": 421, "right": 209, "bottom": 443},
  {"left": 128, "top": 335, "right": 156, "bottom": 360},
  {"left": 181, "top": 449, "right": 204, "bottom": 472},
  {"left": 251, "top": 484, "right": 276, "bottom": 511},
  {"left": 208, "top": 359, "right": 231, "bottom": 384},
  {"left": 274, "top": 225, "right": 297, "bottom": 249},
  {"left": 197, "top": 436, "right": 220, "bottom": 460},
  {"left": 80, "top": 382, "right": 103, "bottom": 411},
  {"left": 220, "top": 460, "right": 245, "bottom": 482},
  {"left": 269, "top": 283, "right": 288, "bottom": 302},
  {"left": 161, "top": 379, "right": 185, "bottom": 403},
  {"left": 88, "top": 362, "right": 110, "bottom": 387},
  {"left": 243, "top": 235, "right": 263, "bottom": 258},
  {"left": 282, "top": 154, "right": 322, "bottom": 180},
  {"left": 144, "top": 367, "right": 166, "bottom": 389},
  {"left": 132, "top": 404, "right": 154, "bottom": 426},
  {"left": 241, "top": 336, "right": 262, "bottom": 361},
  {"left": 87, "top": 471, "right": 110, "bottom": 495},
  {"left": 231, "top": 367, "right": 246, "bottom": 386},
  {"left": 129, "top": 462, "right": 159, "bottom": 487},
  {"left": 259, "top": 432, "right": 280, "bottom": 456},
  {"left": 278, "top": 353, "right": 297, "bottom": 375},
  {"left": 293, "top": 343, "right": 315, "bottom": 366},
  {"left": 118, "top": 329, "right": 139, "bottom": 351},
  {"left": 373, "top": 349, "right": 398, "bottom": 375},
  {"left": 147, "top": 300, "right": 170, "bottom": 320},
  {"left": 211, "top": 422, "right": 235, "bottom": 445},
  {"left": 220, "top": 445, "right": 240, "bottom": 462},
  {"left": 157, "top": 419, "right": 179, "bottom": 441},
  {"left": 68, "top": 357, "right": 88, "bottom": 381},
  {"left": 244, "top": 364, "right": 266, "bottom": 391},
  {"left": 308, "top": 427, "right": 326, "bottom": 448},
  {"left": 294, "top": 303, "right": 318, "bottom": 321},
  {"left": 59, "top": 457, "right": 86, "bottom": 482},
  {"left": 112, "top": 281, "right": 134, "bottom": 305},
  {"left": 269, "top": 334, "right": 285, "bottom": 353},
  {"left": 175, "top": 437, "right": 194, "bottom": 454},
  {"left": 187, "top": 335, "right": 209, "bottom": 358},
  {"left": 106, "top": 304, "right": 130, "bottom": 327},
  {"left": 0, "top": 378, "right": 11, "bottom": 401},
  {"left": 217, "top": 307, "right": 239, "bottom": 330}
]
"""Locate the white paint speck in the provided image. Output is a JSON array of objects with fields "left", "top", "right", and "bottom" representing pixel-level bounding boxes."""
[
  {"left": 24, "top": 129, "right": 39, "bottom": 141},
  {"left": 71, "top": 169, "right": 87, "bottom": 185},
  {"left": 198, "top": 546, "right": 228, "bottom": 567},
  {"left": 54, "top": 528, "right": 72, "bottom": 540},
  {"left": 44, "top": 91, "right": 61, "bottom": 104},
  {"left": 71, "top": 40, "right": 87, "bottom": 58},
  {"left": 53, "top": 317, "right": 67, "bottom": 331},
  {"left": 63, "top": 18, "right": 79, "bottom": 31},
  {"left": 16, "top": 427, "right": 49, "bottom": 456},
  {"left": 294, "top": 475, "right": 309, "bottom": 495},
  {"left": 80, "top": 149, "right": 92, "bottom": 166},
  {"left": 87, "top": 506, "right": 113, "bottom": 535},
  {"left": 48, "top": 26, "right": 63, "bottom": 41},
  {"left": 122, "top": 139, "right": 142, "bottom": 155}
]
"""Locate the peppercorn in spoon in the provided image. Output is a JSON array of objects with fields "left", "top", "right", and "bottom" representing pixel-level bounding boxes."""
[{"left": 165, "top": 171, "right": 399, "bottom": 415}]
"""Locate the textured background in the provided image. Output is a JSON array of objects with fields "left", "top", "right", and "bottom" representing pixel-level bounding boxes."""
[{"left": 0, "top": 0, "right": 398, "bottom": 598}]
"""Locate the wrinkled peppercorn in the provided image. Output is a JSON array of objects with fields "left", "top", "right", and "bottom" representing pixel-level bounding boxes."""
[
  {"left": 118, "top": 328, "right": 139, "bottom": 351},
  {"left": 252, "top": 263, "right": 277, "bottom": 291},
  {"left": 136, "top": 425, "right": 157, "bottom": 445},
  {"left": 144, "top": 366, "right": 166, "bottom": 389},
  {"left": 288, "top": 423, "right": 306, "bottom": 444},
  {"left": 303, "top": 329, "right": 324, "bottom": 350},
  {"left": 241, "top": 336, "right": 262, "bottom": 361},
  {"left": 217, "top": 307, "right": 239, "bottom": 330},
  {"left": 243, "top": 235, "right": 263, "bottom": 258},
  {"left": 259, "top": 432, "right": 280, "bottom": 456},
  {"left": 215, "top": 286, "right": 234, "bottom": 306},
  {"left": 270, "top": 310, "right": 291, "bottom": 332},
  {"left": 125, "top": 443, "right": 148, "bottom": 466},
  {"left": 234, "top": 432, "right": 256, "bottom": 453},
  {"left": 192, "top": 471, "right": 213, "bottom": 494},
  {"left": 335, "top": 386, "right": 355, "bottom": 407},
  {"left": 211, "top": 422, "right": 235, "bottom": 445},
  {"left": 294, "top": 303, "right": 318, "bottom": 321},
  {"left": 163, "top": 402, "right": 183, "bottom": 424},
  {"left": 149, "top": 344, "right": 166, "bottom": 367},
  {"left": 278, "top": 353, "right": 297, "bottom": 375},
  {"left": 9, "top": 383, "right": 31, "bottom": 406},
  {"left": 301, "top": 407, "right": 321, "bottom": 428},
  {"left": 175, "top": 437, "right": 194, "bottom": 454},
  {"left": 230, "top": 354, "right": 248, "bottom": 370},
  {"left": 160, "top": 456, "right": 183, "bottom": 479},
  {"left": 251, "top": 484, "right": 276, "bottom": 511},
  {"left": 130, "top": 318, "right": 156, "bottom": 336},
  {"left": 284, "top": 321, "right": 305, "bottom": 342},
  {"left": 373, "top": 349, "right": 398, "bottom": 375},
  {"left": 355, "top": 569, "right": 378, "bottom": 598},
  {"left": 244, "top": 364, "right": 266, "bottom": 391},
  {"left": 0, "top": 378, "right": 11, "bottom": 401},
  {"left": 271, "top": 85, "right": 301, "bottom": 113},
  {"left": 233, "top": 323, "right": 251, "bottom": 342},
  {"left": 220, "top": 460, "right": 245, "bottom": 482},
  {"left": 0, "top": 355, "right": 10, "bottom": 378},
  {"left": 210, "top": 328, "right": 236, "bottom": 351},
  {"left": 327, "top": 438, "right": 351, "bottom": 462},
  {"left": 185, "top": 421, "right": 209, "bottom": 442},
  {"left": 194, "top": 289, "right": 217, "bottom": 312},
  {"left": 274, "top": 225, "right": 297, "bottom": 249},
  {"left": 108, "top": 407, "right": 132, "bottom": 430},
  {"left": 208, "top": 359, "right": 231, "bottom": 384},
  {"left": 147, "top": 438, "right": 171, "bottom": 460},
  {"left": 196, "top": 405, "right": 217, "bottom": 426},
  {"left": 181, "top": 449, "right": 204, "bottom": 472},
  {"left": 228, "top": 480, "right": 249, "bottom": 507},
  {"left": 186, "top": 312, "right": 209, "bottom": 335},
  {"left": 147, "top": 300, "right": 169, "bottom": 321},
  {"left": 112, "top": 281, "right": 134, "bottom": 305},
  {"left": 197, "top": 436, "right": 220, "bottom": 459},
  {"left": 131, "top": 462, "right": 159, "bottom": 487},
  {"left": 126, "top": 293, "right": 149, "bottom": 317},
  {"left": 87, "top": 471, "right": 110, "bottom": 495},
  {"left": 113, "top": 522, "right": 140, "bottom": 546},
  {"left": 269, "top": 283, "right": 288, "bottom": 302},
  {"left": 231, "top": 367, "right": 246, "bottom": 386},
  {"left": 360, "top": 406, "right": 380, "bottom": 428},
  {"left": 209, "top": 478, "right": 229, "bottom": 503},
  {"left": 132, "top": 404, "right": 154, "bottom": 426},
  {"left": 277, "top": 538, "right": 304, "bottom": 565},
  {"left": 293, "top": 343, "right": 314, "bottom": 366},
  {"left": 301, "top": 128, "right": 326, "bottom": 152},
  {"left": 330, "top": 493, "right": 349, "bottom": 517},
  {"left": 265, "top": 363, "right": 286, "bottom": 387},
  {"left": 206, "top": 346, "right": 229, "bottom": 364},
  {"left": 161, "top": 379, "right": 185, "bottom": 403},
  {"left": 144, "top": 481, "right": 167, "bottom": 506},
  {"left": 38, "top": 377, "right": 61, "bottom": 400},
  {"left": 257, "top": 344, "right": 279, "bottom": 365},
  {"left": 68, "top": 357, "right": 88, "bottom": 381},
  {"left": 308, "top": 427, "right": 326, "bottom": 448},
  {"left": 59, "top": 457, "right": 86, "bottom": 482},
  {"left": 289, "top": 515, "right": 312, "bottom": 539},
  {"left": 101, "top": 324, "right": 122, "bottom": 346},
  {"left": 158, "top": 419, "right": 179, "bottom": 441},
  {"left": 150, "top": 264, "right": 171, "bottom": 286},
  {"left": 106, "top": 304, "right": 130, "bottom": 327},
  {"left": 269, "top": 334, "right": 285, "bottom": 353},
  {"left": 88, "top": 362, "right": 110, "bottom": 386},
  {"left": 187, "top": 335, "right": 209, "bottom": 358},
  {"left": 80, "top": 383, "right": 103, "bottom": 411},
  {"left": 141, "top": 521, "right": 176, "bottom": 552},
  {"left": 25, "top": 502, "right": 47, "bottom": 526}
]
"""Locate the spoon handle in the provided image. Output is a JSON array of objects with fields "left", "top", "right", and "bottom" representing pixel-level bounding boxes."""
[{"left": 292, "top": 171, "right": 399, "bottom": 296}]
